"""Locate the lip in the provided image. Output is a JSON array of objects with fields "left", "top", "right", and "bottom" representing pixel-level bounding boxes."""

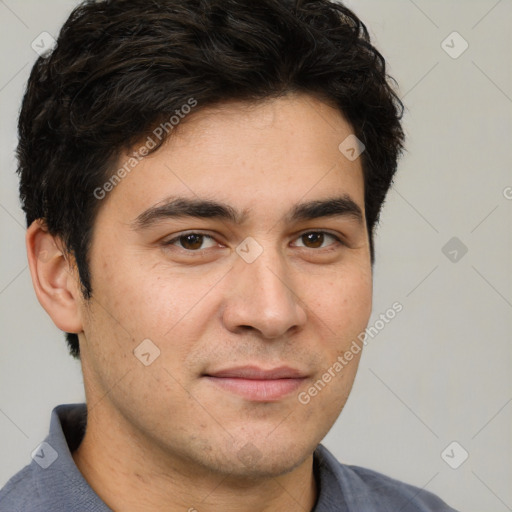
[{"left": 203, "top": 365, "right": 308, "bottom": 402}]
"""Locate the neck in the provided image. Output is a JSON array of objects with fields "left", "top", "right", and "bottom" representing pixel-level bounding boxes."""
[{"left": 72, "top": 402, "right": 318, "bottom": 512}]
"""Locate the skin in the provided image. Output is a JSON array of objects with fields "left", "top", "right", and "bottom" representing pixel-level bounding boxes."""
[{"left": 27, "top": 93, "right": 373, "bottom": 512}]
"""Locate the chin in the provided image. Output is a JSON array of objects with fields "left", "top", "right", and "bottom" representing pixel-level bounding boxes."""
[{"left": 212, "top": 438, "right": 316, "bottom": 481}]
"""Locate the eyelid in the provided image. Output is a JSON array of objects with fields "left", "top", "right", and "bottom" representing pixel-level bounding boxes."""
[
  {"left": 161, "top": 229, "right": 346, "bottom": 252},
  {"left": 291, "top": 230, "right": 345, "bottom": 248},
  {"left": 162, "top": 231, "right": 221, "bottom": 249}
]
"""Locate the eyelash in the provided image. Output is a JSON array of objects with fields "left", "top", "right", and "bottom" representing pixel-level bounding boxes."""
[{"left": 163, "top": 231, "right": 344, "bottom": 252}]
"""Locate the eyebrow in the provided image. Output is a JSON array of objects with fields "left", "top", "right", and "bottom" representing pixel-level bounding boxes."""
[{"left": 132, "top": 195, "right": 363, "bottom": 230}]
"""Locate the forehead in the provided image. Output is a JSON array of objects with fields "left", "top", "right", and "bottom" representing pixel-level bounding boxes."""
[{"left": 95, "top": 93, "right": 365, "bottom": 225}]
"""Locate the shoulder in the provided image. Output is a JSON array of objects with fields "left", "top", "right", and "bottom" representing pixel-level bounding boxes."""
[
  {"left": 0, "top": 403, "right": 108, "bottom": 512},
  {"left": 0, "top": 463, "right": 46, "bottom": 512},
  {"left": 315, "top": 445, "right": 459, "bottom": 511}
]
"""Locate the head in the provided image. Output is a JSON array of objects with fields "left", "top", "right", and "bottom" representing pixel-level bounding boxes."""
[{"left": 19, "top": 0, "right": 403, "bottom": 480}]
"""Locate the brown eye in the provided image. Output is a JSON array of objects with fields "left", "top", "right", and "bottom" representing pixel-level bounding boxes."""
[
  {"left": 164, "top": 232, "right": 218, "bottom": 253},
  {"left": 301, "top": 232, "right": 325, "bottom": 248},
  {"left": 179, "top": 233, "right": 205, "bottom": 250},
  {"left": 162, "top": 231, "right": 223, "bottom": 261},
  {"left": 292, "top": 231, "right": 341, "bottom": 250}
]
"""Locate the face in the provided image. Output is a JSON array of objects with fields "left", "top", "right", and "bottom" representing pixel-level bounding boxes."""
[{"left": 78, "top": 93, "right": 372, "bottom": 479}]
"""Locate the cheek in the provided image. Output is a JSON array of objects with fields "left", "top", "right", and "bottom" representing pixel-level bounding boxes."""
[
  {"left": 86, "top": 256, "right": 225, "bottom": 360},
  {"left": 313, "top": 266, "right": 372, "bottom": 339}
]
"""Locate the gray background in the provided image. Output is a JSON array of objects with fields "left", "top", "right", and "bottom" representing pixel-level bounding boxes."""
[{"left": 1, "top": 1, "right": 511, "bottom": 511}]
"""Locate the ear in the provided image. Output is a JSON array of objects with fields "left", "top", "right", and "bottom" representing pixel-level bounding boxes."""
[{"left": 26, "top": 219, "right": 84, "bottom": 334}]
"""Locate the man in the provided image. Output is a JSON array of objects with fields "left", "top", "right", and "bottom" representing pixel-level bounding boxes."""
[{"left": 0, "top": 0, "right": 458, "bottom": 510}]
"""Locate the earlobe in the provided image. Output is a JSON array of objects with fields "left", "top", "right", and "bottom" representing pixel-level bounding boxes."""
[{"left": 26, "top": 220, "right": 84, "bottom": 334}]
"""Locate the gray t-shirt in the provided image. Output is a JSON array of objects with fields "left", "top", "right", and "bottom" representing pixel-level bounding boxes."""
[{"left": 0, "top": 404, "right": 458, "bottom": 511}]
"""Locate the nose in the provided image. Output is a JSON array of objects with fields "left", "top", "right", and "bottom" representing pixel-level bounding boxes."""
[{"left": 221, "top": 247, "right": 307, "bottom": 339}]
